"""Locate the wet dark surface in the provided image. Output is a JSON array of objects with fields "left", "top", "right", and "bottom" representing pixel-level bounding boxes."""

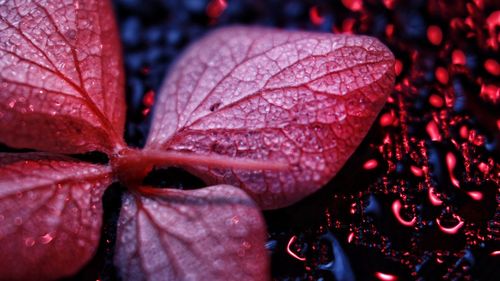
[{"left": 62, "top": 0, "right": 500, "bottom": 280}]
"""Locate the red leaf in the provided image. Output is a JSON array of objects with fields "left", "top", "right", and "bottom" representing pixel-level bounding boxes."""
[
  {"left": 114, "top": 185, "right": 269, "bottom": 281},
  {"left": 0, "top": 0, "right": 125, "bottom": 154},
  {"left": 146, "top": 26, "right": 395, "bottom": 209},
  {"left": 0, "top": 153, "right": 112, "bottom": 281}
]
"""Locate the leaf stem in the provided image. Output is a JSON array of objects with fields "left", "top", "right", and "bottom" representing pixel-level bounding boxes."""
[
  {"left": 111, "top": 148, "right": 288, "bottom": 187},
  {"left": 138, "top": 149, "right": 288, "bottom": 171}
]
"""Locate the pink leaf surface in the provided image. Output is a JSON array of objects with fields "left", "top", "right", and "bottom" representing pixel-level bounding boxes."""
[
  {"left": 0, "top": 153, "right": 112, "bottom": 281},
  {"left": 0, "top": 0, "right": 125, "bottom": 154},
  {"left": 114, "top": 185, "right": 269, "bottom": 281},
  {"left": 147, "top": 26, "right": 395, "bottom": 209}
]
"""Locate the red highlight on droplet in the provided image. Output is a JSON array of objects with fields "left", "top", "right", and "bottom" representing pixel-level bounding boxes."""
[
  {"left": 486, "top": 10, "right": 500, "bottom": 50},
  {"left": 347, "top": 232, "right": 354, "bottom": 243},
  {"left": 429, "top": 94, "right": 444, "bottom": 108},
  {"left": 459, "top": 125, "right": 469, "bottom": 139},
  {"left": 435, "top": 67, "right": 449, "bottom": 84},
  {"left": 142, "top": 90, "right": 155, "bottom": 117},
  {"left": 206, "top": 0, "right": 227, "bottom": 18},
  {"left": 380, "top": 112, "right": 395, "bottom": 127},
  {"left": 375, "top": 272, "right": 398, "bottom": 281},
  {"left": 363, "top": 159, "right": 378, "bottom": 170},
  {"left": 342, "top": 18, "right": 356, "bottom": 33},
  {"left": 309, "top": 6, "right": 324, "bottom": 25},
  {"left": 446, "top": 152, "right": 460, "bottom": 188},
  {"left": 478, "top": 162, "right": 490, "bottom": 174},
  {"left": 427, "top": 25, "right": 443, "bottom": 45},
  {"left": 410, "top": 166, "right": 423, "bottom": 177},
  {"left": 143, "top": 90, "right": 155, "bottom": 107},
  {"left": 428, "top": 187, "right": 443, "bottom": 206},
  {"left": 342, "top": 0, "right": 363, "bottom": 12},
  {"left": 383, "top": 0, "right": 395, "bottom": 9},
  {"left": 484, "top": 59, "right": 500, "bottom": 76},
  {"left": 452, "top": 50, "right": 466, "bottom": 65},
  {"left": 385, "top": 24, "right": 394, "bottom": 38},
  {"left": 286, "top": 236, "right": 306, "bottom": 262},
  {"left": 436, "top": 216, "right": 464, "bottom": 234},
  {"left": 392, "top": 199, "right": 417, "bottom": 227},
  {"left": 467, "top": 191, "right": 483, "bottom": 201},
  {"left": 426, "top": 120, "right": 442, "bottom": 141},
  {"left": 394, "top": 60, "right": 403, "bottom": 76},
  {"left": 480, "top": 84, "right": 499, "bottom": 103}
]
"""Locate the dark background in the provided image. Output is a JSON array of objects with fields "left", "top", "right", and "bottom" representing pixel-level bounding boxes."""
[{"left": 67, "top": 0, "right": 500, "bottom": 280}]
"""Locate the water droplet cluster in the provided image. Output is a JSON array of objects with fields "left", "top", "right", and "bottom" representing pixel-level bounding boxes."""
[{"left": 261, "top": 1, "right": 499, "bottom": 280}]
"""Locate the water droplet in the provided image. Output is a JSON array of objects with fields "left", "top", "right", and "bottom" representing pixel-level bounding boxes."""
[
  {"left": 40, "top": 233, "right": 54, "bottom": 244},
  {"left": 24, "top": 237, "right": 35, "bottom": 247},
  {"left": 230, "top": 216, "right": 239, "bottom": 225},
  {"left": 242, "top": 241, "right": 251, "bottom": 249},
  {"left": 7, "top": 99, "right": 16, "bottom": 108}
]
